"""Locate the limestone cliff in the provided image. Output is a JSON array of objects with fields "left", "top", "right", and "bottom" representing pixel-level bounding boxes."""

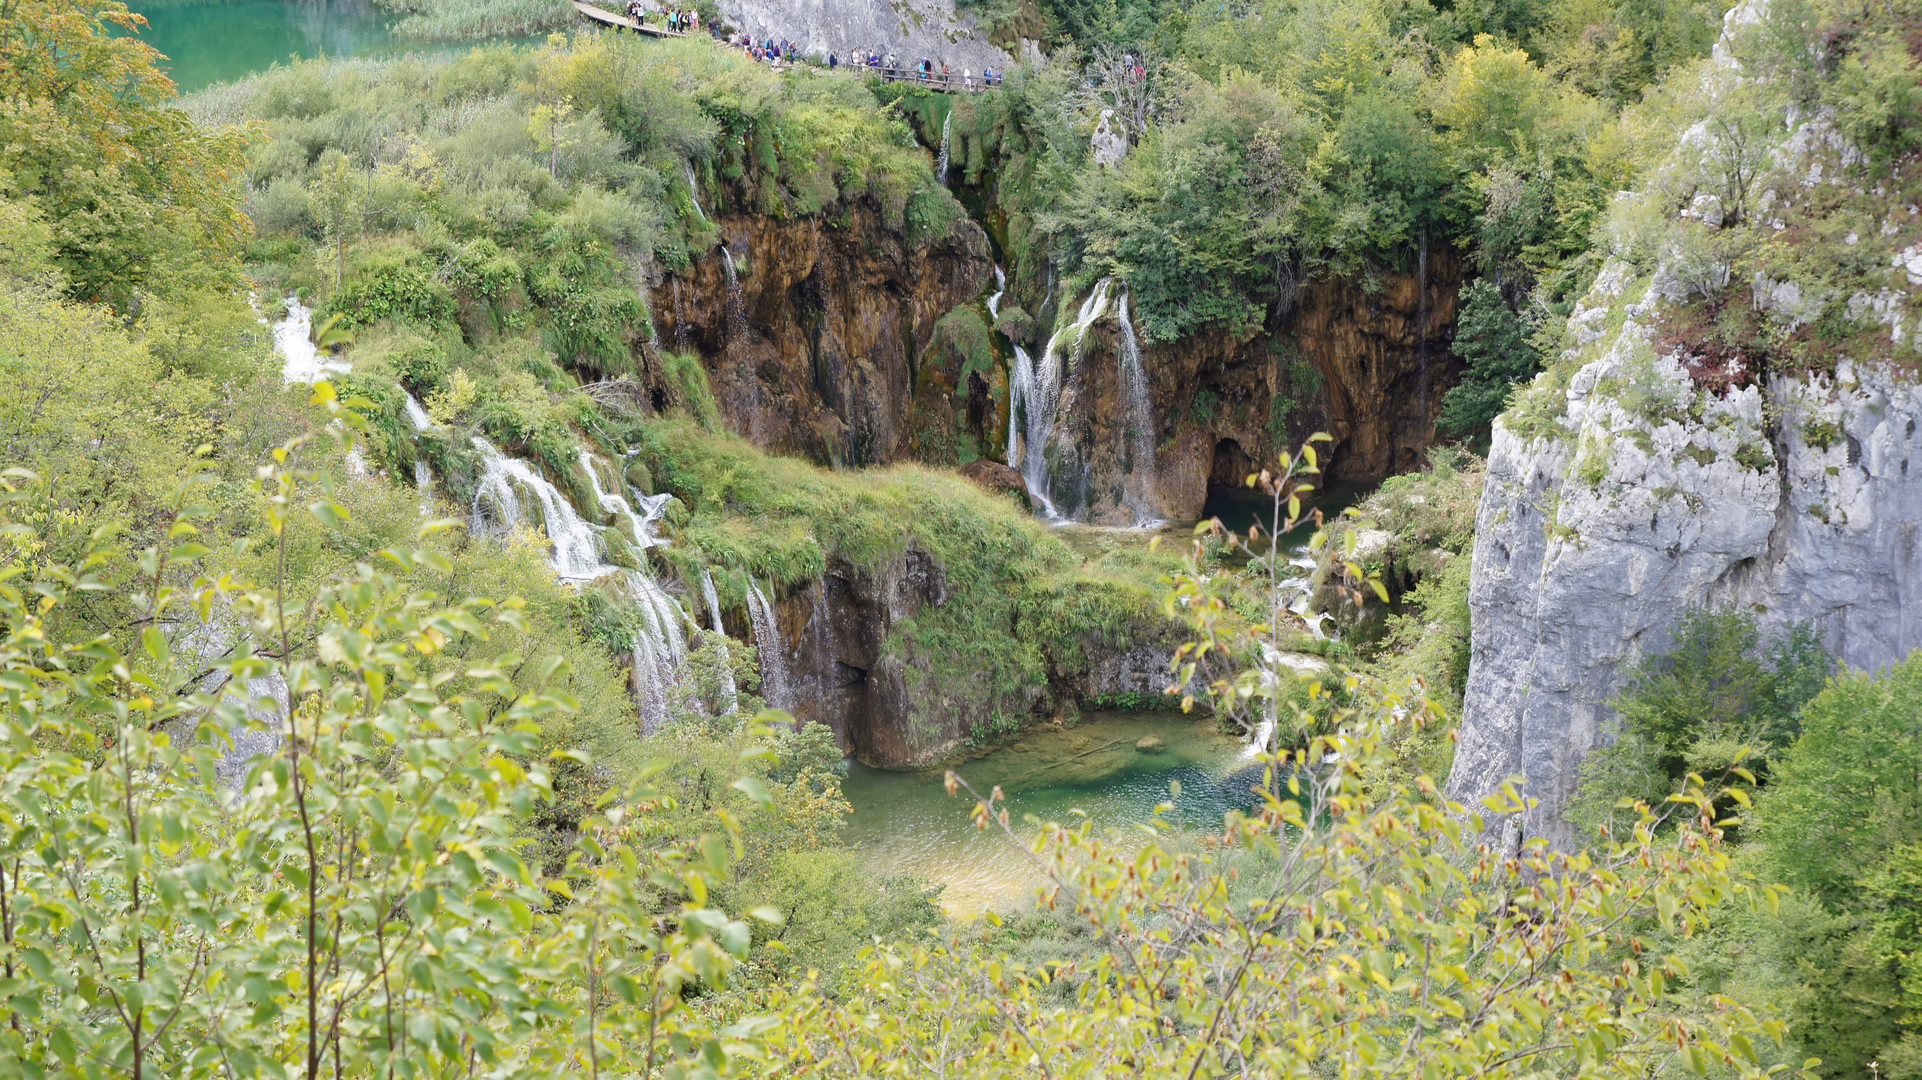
[
  {"left": 649, "top": 203, "right": 995, "bottom": 467},
  {"left": 1448, "top": 0, "right": 1922, "bottom": 847},
  {"left": 710, "top": 0, "right": 1009, "bottom": 71}
]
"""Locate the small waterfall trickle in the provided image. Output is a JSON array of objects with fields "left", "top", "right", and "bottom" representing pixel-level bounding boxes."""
[
  {"left": 935, "top": 110, "right": 952, "bottom": 185},
  {"left": 701, "top": 567, "right": 740, "bottom": 715},
  {"left": 403, "top": 391, "right": 435, "bottom": 496},
  {"left": 1115, "top": 291, "right": 1160, "bottom": 526},
  {"left": 684, "top": 162, "right": 708, "bottom": 222},
  {"left": 273, "top": 296, "right": 349, "bottom": 385},
  {"left": 746, "top": 578, "right": 792, "bottom": 712},
  {"left": 672, "top": 278, "right": 690, "bottom": 353},
  {"left": 987, "top": 264, "right": 1005, "bottom": 321},
  {"left": 1016, "top": 278, "right": 1114, "bottom": 519},
  {"left": 1415, "top": 231, "right": 1430, "bottom": 435},
  {"left": 721, "top": 247, "right": 749, "bottom": 345}
]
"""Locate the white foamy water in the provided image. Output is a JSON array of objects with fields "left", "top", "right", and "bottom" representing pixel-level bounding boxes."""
[{"left": 273, "top": 297, "right": 350, "bottom": 385}]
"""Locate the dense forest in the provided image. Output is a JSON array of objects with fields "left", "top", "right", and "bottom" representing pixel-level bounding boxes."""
[{"left": 0, "top": 0, "right": 1919, "bottom": 1075}]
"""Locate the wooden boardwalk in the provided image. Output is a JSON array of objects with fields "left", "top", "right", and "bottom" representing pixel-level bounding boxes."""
[
  {"left": 572, "top": 1, "right": 687, "bottom": 38},
  {"left": 569, "top": 1, "right": 1001, "bottom": 93}
]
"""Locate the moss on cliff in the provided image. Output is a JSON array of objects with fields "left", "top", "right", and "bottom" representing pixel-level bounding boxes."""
[{"left": 632, "top": 418, "right": 1179, "bottom": 742}]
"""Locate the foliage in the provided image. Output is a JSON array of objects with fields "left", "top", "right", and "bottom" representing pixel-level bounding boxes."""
[
  {"left": 755, "top": 444, "right": 1797, "bottom": 1075},
  {"left": 0, "top": 0, "right": 251, "bottom": 310},
  {"left": 1438, "top": 278, "right": 1542, "bottom": 441},
  {"left": 1569, "top": 607, "right": 1833, "bottom": 839}
]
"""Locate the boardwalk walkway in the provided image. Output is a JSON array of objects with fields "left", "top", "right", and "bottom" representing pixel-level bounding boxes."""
[
  {"left": 570, "top": 1, "right": 1000, "bottom": 93},
  {"left": 572, "top": 1, "right": 687, "bottom": 38}
]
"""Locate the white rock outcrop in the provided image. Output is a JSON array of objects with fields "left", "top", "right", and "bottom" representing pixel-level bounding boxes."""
[
  {"left": 713, "top": 0, "right": 1009, "bottom": 71},
  {"left": 1447, "top": 0, "right": 1922, "bottom": 847}
]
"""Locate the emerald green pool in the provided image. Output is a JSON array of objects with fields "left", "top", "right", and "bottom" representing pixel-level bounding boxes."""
[{"left": 840, "top": 713, "right": 1259, "bottom": 915}]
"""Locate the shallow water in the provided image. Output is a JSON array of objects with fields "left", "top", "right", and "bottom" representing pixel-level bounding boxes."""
[
  {"left": 841, "top": 713, "right": 1260, "bottom": 915},
  {"left": 128, "top": 0, "right": 534, "bottom": 94}
]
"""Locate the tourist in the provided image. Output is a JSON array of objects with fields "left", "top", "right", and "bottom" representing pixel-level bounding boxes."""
[
  {"left": 963, "top": 65, "right": 972, "bottom": 90},
  {"left": 829, "top": 51, "right": 837, "bottom": 69}
]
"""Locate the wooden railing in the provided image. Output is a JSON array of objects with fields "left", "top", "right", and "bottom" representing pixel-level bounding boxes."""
[{"left": 570, "top": 2, "right": 1003, "bottom": 94}]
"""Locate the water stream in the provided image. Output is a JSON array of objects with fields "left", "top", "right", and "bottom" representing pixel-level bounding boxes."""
[
  {"left": 684, "top": 161, "right": 708, "bottom": 222},
  {"left": 721, "top": 247, "right": 748, "bottom": 344},
  {"left": 1115, "top": 290, "right": 1159, "bottom": 526},
  {"left": 842, "top": 713, "right": 1253, "bottom": 914},
  {"left": 700, "top": 567, "right": 740, "bottom": 715},
  {"left": 935, "top": 111, "right": 952, "bottom": 186},
  {"left": 746, "top": 578, "right": 792, "bottom": 712},
  {"left": 273, "top": 297, "right": 349, "bottom": 385}
]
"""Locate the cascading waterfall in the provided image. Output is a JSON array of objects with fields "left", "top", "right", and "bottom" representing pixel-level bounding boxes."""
[
  {"left": 1006, "top": 344, "right": 1034, "bottom": 471},
  {"left": 1015, "top": 278, "right": 1114, "bottom": 520},
  {"left": 273, "top": 296, "right": 349, "bottom": 385},
  {"left": 700, "top": 568, "right": 740, "bottom": 715},
  {"left": 1115, "top": 291, "right": 1160, "bottom": 526},
  {"left": 470, "top": 437, "right": 610, "bottom": 581},
  {"left": 935, "top": 111, "right": 952, "bottom": 185},
  {"left": 987, "top": 264, "right": 1005, "bottom": 321},
  {"left": 575, "top": 450, "right": 694, "bottom": 732},
  {"left": 746, "top": 578, "right": 792, "bottom": 712},
  {"left": 684, "top": 162, "right": 708, "bottom": 222},
  {"left": 721, "top": 247, "right": 748, "bottom": 344}
]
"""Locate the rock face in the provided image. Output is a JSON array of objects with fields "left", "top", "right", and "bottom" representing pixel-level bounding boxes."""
[
  {"left": 1454, "top": 297, "right": 1922, "bottom": 848},
  {"left": 1032, "top": 248, "right": 1462, "bottom": 524},
  {"left": 740, "top": 550, "right": 1180, "bottom": 768},
  {"left": 650, "top": 202, "right": 994, "bottom": 467},
  {"left": 710, "top": 0, "right": 1008, "bottom": 71},
  {"left": 1448, "top": 0, "right": 1922, "bottom": 846}
]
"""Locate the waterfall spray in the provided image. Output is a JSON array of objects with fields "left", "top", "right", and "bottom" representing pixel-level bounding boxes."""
[
  {"left": 935, "top": 110, "right": 952, "bottom": 185},
  {"left": 700, "top": 567, "right": 740, "bottom": 715},
  {"left": 1116, "top": 291, "right": 1160, "bottom": 526},
  {"left": 1016, "top": 278, "right": 1115, "bottom": 520},
  {"left": 746, "top": 578, "right": 792, "bottom": 712},
  {"left": 684, "top": 161, "right": 708, "bottom": 222},
  {"left": 721, "top": 247, "right": 748, "bottom": 344}
]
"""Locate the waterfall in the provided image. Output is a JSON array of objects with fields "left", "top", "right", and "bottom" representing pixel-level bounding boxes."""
[
  {"left": 721, "top": 247, "right": 748, "bottom": 344},
  {"left": 1416, "top": 231, "right": 1430, "bottom": 431},
  {"left": 575, "top": 450, "right": 698, "bottom": 729},
  {"left": 403, "top": 392, "right": 434, "bottom": 432},
  {"left": 470, "top": 437, "right": 611, "bottom": 582},
  {"left": 1007, "top": 344, "right": 1033, "bottom": 470},
  {"left": 624, "top": 570, "right": 689, "bottom": 734},
  {"left": 935, "top": 110, "right": 952, "bottom": 185},
  {"left": 273, "top": 296, "right": 349, "bottom": 385},
  {"left": 746, "top": 578, "right": 792, "bottom": 712},
  {"left": 987, "top": 264, "right": 1006, "bottom": 321},
  {"left": 701, "top": 567, "right": 740, "bottom": 715},
  {"left": 1015, "top": 278, "right": 1114, "bottom": 520},
  {"left": 672, "top": 278, "right": 690, "bottom": 353},
  {"left": 684, "top": 162, "right": 708, "bottom": 222},
  {"left": 1115, "top": 291, "right": 1160, "bottom": 526}
]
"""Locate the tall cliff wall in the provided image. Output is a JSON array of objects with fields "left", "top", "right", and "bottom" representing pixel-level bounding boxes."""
[{"left": 1448, "top": 0, "right": 1922, "bottom": 847}]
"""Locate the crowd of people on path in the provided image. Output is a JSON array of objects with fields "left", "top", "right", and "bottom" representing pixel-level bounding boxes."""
[
  {"left": 622, "top": 1, "right": 705, "bottom": 34},
  {"left": 829, "top": 51, "right": 1002, "bottom": 90},
  {"left": 605, "top": 3, "right": 1004, "bottom": 91}
]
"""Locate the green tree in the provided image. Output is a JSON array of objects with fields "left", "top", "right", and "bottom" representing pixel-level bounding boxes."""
[{"left": 1438, "top": 279, "right": 1541, "bottom": 439}]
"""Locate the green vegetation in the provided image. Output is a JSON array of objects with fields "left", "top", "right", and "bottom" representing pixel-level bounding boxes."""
[{"left": 7, "top": 0, "right": 1922, "bottom": 1076}]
